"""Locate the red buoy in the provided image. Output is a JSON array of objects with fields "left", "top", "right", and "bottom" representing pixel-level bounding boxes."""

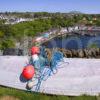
[
  {"left": 22, "top": 65, "right": 35, "bottom": 80},
  {"left": 31, "top": 46, "right": 40, "bottom": 55}
]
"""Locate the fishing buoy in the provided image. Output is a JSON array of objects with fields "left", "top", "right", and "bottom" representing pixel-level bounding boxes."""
[
  {"left": 31, "top": 46, "right": 40, "bottom": 55},
  {"left": 22, "top": 65, "right": 35, "bottom": 80},
  {"left": 32, "top": 54, "right": 39, "bottom": 62}
]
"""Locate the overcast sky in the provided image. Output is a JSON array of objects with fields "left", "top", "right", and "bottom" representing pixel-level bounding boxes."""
[{"left": 0, "top": 0, "right": 100, "bottom": 14}]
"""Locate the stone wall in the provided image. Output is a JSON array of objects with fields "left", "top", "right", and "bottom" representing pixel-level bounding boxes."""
[{"left": 46, "top": 48, "right": 100, "bottom": 58}]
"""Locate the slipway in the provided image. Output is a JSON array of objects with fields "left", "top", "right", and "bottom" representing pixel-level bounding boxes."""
[{"left": 0, "top": 56, "right": 100, "bottom": 96}]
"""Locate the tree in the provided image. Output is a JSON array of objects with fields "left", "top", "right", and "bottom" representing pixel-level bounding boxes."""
[
  {"left": 1, "top": 39, "right": 15, "bottom": 50},
  {"left": 0, "top": 31, "right": 4, "bottom": 38}
]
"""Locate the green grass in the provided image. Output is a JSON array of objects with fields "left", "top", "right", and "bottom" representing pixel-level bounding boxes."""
[
  {"left": 0, "top": 86, "right": 99, "bottom": 100},
  {"left": 88, "top": 43, "right": 98, "bottom": 49}
]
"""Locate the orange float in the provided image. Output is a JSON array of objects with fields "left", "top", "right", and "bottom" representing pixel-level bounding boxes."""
[
  {"left": 31, "top": 46, "right": 40, "bottom": 55},
  {"left": 22, "top": 65, "right": 35, "bottom": 80}
]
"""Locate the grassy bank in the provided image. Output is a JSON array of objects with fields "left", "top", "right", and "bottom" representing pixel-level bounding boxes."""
[{"left": 0, "top": 86, "right": 99, "bottom": 100}]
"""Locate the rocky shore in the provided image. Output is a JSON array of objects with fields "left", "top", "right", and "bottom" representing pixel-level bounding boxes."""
[{"left": 45, "top": 48, "right": 100, "bottom": 58}]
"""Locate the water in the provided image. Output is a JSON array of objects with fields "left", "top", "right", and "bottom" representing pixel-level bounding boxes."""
[{"left": 42, "top": 35, "right": 100, "bottom": 50}]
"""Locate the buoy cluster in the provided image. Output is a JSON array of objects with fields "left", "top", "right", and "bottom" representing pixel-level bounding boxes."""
[{"left": 22, "top": 46, "right": 40, "bottom": 80}]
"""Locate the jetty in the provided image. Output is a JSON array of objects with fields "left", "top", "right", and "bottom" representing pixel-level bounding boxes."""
[{"left": 1, "top": 56, "right": 100, "bottom": 96}]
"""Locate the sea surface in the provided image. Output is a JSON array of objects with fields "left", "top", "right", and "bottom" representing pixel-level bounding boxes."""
[{"left": 42, "top": 35, "right": 100, "bottom": 50}]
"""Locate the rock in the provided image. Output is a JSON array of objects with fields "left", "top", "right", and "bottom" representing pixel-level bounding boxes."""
[
  {"left": 45, "top": 48, "right": 52, "bottom": 61},
  {"left": 61, "top": 49, "right": 66, "bottom": 57},
  {"left": 58, "top": 48, "right": 63, "bottom": 52},
  {"left": 84, "top": 49, "right": 90, "bottom": 58},
  {"left": 95, "top": 48, "right": 100, "bottom": 55},
  {"left": 91, "top": 48, "right": 98, "bottom": 58},
  {"left": 45, "top": 48, "right": 100, "bottom": 58},
  {"left": 71, "top": 49, "right": 78, "bottom": 57},
  {"left": 66, "top": 49, "right": 73, "bottom": 57},
  {"left": 78, "top": 49, "right": 84, "bottom": 58},
  {"left": 84, "top": 49, "right": 94, "bottom": 58}
]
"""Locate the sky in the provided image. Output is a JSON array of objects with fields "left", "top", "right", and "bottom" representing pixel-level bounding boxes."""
[{"left": 0, "top": 0, "right": 100, "bottom": 14}]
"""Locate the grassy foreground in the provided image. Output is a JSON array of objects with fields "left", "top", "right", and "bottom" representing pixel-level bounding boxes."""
[{"left": 0, "top": 86, "right": 99, "bottom": 100}]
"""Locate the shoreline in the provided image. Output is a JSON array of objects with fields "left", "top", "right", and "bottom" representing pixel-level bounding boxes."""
[{"left": 45, "top": 48, "right": 100, "bottom": 58}]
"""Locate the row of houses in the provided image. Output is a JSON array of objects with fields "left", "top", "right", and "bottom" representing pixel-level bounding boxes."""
[
  {"left": 34, "top": 26, "right": 100, "bottom": 44},
  {"left": 59, "top": 26, "right": 100, "bottom": 34},
  {"left": 0, "top": 14, "right": 34, "bottom": 24},
  {"left": 33, "top": 26, "right": 80, "bottom": 43},
  {"left": 5, "top": 18, "right": 33, "bottom": 24}
]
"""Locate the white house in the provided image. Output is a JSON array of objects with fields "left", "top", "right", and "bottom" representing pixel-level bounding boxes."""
[
  {"left": 60, "top": 28, "right": 68, "bottom": 33},
  {"left": 74, "top": 26, "right": 79, "bottom": 31},
  {"left": 68, "top": 27, "right": 74, "bottom": 32}
]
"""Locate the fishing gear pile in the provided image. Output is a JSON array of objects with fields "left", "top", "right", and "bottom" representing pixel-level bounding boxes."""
[{"left": 22, "top": 46, "right": 68, "bottom": 92}]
